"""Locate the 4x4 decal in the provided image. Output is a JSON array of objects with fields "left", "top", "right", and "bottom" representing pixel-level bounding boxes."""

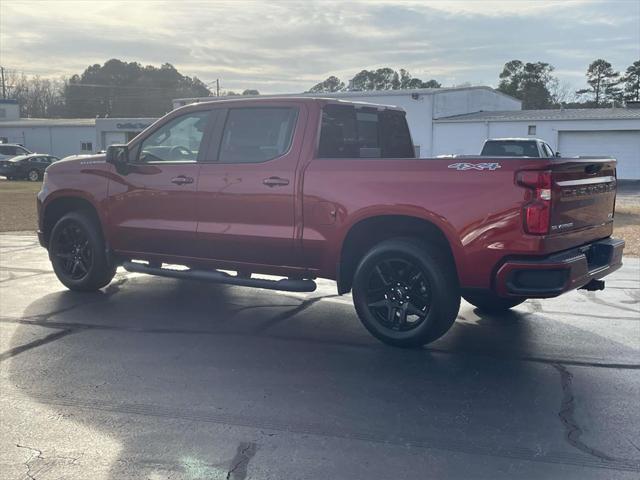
[{"left": 448, "top": 162, "right": 502, "bottom": 171}]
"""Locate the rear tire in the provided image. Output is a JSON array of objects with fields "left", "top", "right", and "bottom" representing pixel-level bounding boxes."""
[
  {"left": 49, "top": 211, "right": 116, "bottom": 291},
  {"left": 352, "top": 238, "right": 460, "bottom": 348},
  {"left": 463, "top": 293, "right": 525, "bottom": 313}
]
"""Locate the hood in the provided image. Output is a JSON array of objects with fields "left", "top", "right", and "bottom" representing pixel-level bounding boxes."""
[
  {"left": 57, "top": 153, "right": 106, "bottom": 164},
  {"left": 7, "top": 155, "right": 29, "bottom": 163},
  {"left": 45, "top": 153, "right": 107, "bottom": 175}
]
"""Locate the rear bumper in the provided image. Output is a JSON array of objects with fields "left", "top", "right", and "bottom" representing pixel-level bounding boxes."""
[{"left": 495, "top": 237, "right": 625, "bottom": 298}]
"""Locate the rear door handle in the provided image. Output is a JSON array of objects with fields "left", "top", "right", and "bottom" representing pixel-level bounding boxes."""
[
  {"left": 263, "top": 176, "right": 290, "bottom": 187},
  {"left": 171, "top": 175, "right": 194, "bottom": 185}
]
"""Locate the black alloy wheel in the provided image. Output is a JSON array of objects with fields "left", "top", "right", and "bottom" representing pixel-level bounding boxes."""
[
  {"left": 352, "top": 238, "right": 460, "bottom": 348},
  {"left": 52, "top": 220, "right": 93, "bottom": 281},
  {"left": 364, "top": 258, "right": 431, "bottom": 332},
  {"left": 49, "top": 211, "right": 116, "bottom": 291}
]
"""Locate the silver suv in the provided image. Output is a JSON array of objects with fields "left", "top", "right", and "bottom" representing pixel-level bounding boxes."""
[{"left": 0, "top": 143, "right": 32, "bottom": 160}]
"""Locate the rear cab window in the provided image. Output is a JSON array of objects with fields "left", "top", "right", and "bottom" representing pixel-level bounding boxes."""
[{"left": 318, "top": 104, "right": 414, "bottom": 159}]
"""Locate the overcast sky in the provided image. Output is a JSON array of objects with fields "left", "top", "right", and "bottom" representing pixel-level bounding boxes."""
[{"left": 1, "top": 0, "right": 638, "bottom": 94}]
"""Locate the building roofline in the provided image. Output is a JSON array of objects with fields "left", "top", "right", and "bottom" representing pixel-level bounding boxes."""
[
  {"left": 0, "top": 118, "right": 97, "bottom": 127},
  {"left": 434, "top": 108, "right": 640, "bottom": 123}
]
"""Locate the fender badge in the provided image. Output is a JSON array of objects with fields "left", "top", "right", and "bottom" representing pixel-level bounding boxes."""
[{"left": 448, "top": 162, "right": 502, "bottom": 171}]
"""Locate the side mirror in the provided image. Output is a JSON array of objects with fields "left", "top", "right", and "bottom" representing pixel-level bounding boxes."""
[
  {"left": 555, "top": 151, "right": 561, "bottom": 157},
  {"left": 106, "top": 144, "right": 129, "bottom": 166}
]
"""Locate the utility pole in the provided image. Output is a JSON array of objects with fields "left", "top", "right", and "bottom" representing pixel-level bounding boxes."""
[
  {"left": 216, "top": 78, "right": 220, "bottom": 97},
  {"left": 1, "top": 66, "right": 6, "bottom": 99}
]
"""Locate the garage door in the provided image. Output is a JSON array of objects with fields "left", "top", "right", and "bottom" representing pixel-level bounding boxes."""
[
  {"left": 103, "top": 131, "right": 126, "bottom": 148},
  {"left": 558, "top": 130, "right": 640, "bottom": 180}
]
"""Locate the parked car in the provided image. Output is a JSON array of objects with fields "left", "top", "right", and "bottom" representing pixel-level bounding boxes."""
[
  {"left": 0, "top": 143, "right": 32, "bottom": 160},
  {"left": 36, "top": 98, "right": 623, "bottom": 347},
  {"left": 0, "top": 154, "right": 59, "bottom": 181},
  {"left": 481, "top": 138, "right": 559, "bottom": 158}
]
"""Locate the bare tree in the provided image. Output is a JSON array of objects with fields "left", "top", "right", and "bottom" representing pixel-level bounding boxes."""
[
  {"left": 549, "top": 78, "right": 576, "bottom": 106},
  {"left": 4, "top": 70, "right": 65, "bottom": 117}
]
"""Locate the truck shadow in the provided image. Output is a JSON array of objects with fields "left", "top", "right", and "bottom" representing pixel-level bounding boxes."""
[{"left": 7, "top": 275, "right": 640, "bottom": 478}]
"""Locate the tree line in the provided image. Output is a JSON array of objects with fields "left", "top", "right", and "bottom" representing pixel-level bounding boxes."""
[
  {"left": 2, "top": 57, "right": 638, "bottom": 118},
  {"left": 497, "top": 58, "right": 639, "bottom": 109},
  {"left": 307, "top": 68, "right": 441, "bottom": 93},
  {"left": 2, "top": 59, "right": 260, "bottom": 118},
  {"left": 309, "top": 59, "right": 639, "bottom": 109}
]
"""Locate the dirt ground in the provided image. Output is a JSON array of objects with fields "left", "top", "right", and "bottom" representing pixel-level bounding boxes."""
[{"left": 0, "top": 179, "right": 638, "bottom": 255}]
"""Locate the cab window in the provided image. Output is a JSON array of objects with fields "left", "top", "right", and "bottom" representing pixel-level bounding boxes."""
[
  {"left": 138, "top": 111, "right": 211, "bottom": 163},
  {"left": 218, "top": 108, "right": 298, "bottom": 164}
]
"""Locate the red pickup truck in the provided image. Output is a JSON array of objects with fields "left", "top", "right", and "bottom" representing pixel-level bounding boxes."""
[{"left": 37, "top": 97, "right": 624, "bottom": 347}]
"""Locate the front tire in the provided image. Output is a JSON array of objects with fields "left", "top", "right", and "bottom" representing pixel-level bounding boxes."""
[
  {"left": 463, "top": 293, "right": 525, "bottom": 313},
  {"left": 49, "top": 211, "right": 116, "bottom": 291},
  {"left": 352, "top": 238, "right": 460, "bottom": 348}
]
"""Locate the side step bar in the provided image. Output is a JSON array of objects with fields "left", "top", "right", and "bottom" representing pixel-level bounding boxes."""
[{"left": 122, "top": 261, "right": 317, "bottom": 293}]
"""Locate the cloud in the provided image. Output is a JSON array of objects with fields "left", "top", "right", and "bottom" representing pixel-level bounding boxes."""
[{"left": 1, "top": 0, "right": 638, "bottom": 93}]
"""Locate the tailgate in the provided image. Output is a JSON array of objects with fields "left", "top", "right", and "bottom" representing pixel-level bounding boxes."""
[{"left": 550, "top": 157, "right": 616, "bottom": 234}]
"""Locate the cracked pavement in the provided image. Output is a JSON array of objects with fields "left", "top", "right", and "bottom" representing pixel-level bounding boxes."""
[{"left": 0, "top": 232, "right": 639, "bottom": 479}]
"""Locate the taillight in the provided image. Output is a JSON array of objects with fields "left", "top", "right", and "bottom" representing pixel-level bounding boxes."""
[{"left": 517, "top": 170, "right": 552, "bottom": 235}]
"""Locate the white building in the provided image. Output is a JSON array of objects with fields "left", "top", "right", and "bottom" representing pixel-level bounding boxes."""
[
  {"left": 174, "top": 86, "right": 522, "bottom": 158},
  {"left": 433, "top": 108, "right": 640, "bottom": 179},
  {"left": 95, "top": 118, "right": 154, "bottom": 151},
  {"left": 0, "top": 118, "right": 97, "bottom": 157},
  {"left": 0, "top": 115, "right": 154, "bottom": 158}
]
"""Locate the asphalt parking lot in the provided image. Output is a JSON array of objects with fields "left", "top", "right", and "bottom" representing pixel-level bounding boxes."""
[{"left": 0, "top": 233, "right": 639, "bottom": 479}]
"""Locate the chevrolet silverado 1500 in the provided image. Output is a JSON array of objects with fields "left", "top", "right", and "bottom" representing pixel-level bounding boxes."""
[{"left": 37, "top": 97, "right": 624, "bottom": 347}]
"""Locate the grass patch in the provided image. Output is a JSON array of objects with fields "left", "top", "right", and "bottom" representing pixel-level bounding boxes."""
[{"left": 0, "top": 180, "right": 40, "bottom": 232}]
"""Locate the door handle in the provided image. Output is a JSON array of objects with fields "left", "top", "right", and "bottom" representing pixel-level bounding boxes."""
[
  {"left": 171, "top": 175, "right": 194, "bottom": 185},
  {"left": 263, "top": 176, "right": 289, "bottom": 187}
]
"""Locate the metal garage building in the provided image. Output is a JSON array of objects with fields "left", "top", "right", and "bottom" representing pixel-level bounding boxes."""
[
  {"left": 0, "top": 118, "right": 97, "bottom": 157},
  {"left": 433, "top": 108, "right": 640, "bottom": 179}
]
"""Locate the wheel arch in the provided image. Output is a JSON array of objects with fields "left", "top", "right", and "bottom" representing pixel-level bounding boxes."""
[
  {"left": 337, "top": 213, "right": 463, "bottom": 294},
  {"left": 41, "top": 193, "right": 105, "bottom": 249}
]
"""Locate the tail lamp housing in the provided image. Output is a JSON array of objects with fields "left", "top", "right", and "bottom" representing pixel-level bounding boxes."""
[{"left": 517, "top": 170, "right": 552, "bottom": 235}]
